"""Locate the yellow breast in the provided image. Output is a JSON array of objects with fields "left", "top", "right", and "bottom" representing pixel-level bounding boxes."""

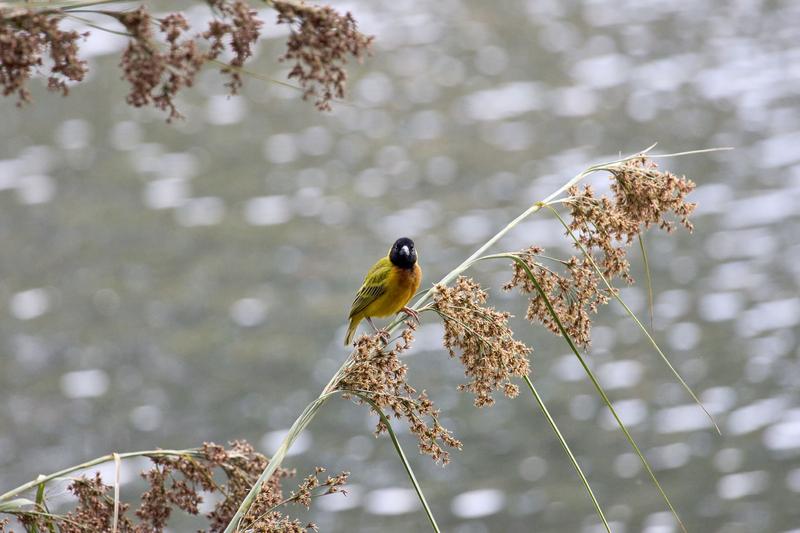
[{"left": 363, "top": 264, "right": 422, "bottom": 318}]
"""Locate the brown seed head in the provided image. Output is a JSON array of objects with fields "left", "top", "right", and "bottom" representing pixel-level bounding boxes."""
[
  {"left": 337, "top": 323, "right": 462, "bottom": 463},
  {"left": 0, "top": 8, "right": 87, "bottom": 103},
  {"left": 274, "top": 0, "right": 373, "bottom": 110},
  {"left": 506, "top": 155, "right": 696, "bottom": 348},
  {"left": 433, "top": 276, "right": 532, "bottom": 407}
]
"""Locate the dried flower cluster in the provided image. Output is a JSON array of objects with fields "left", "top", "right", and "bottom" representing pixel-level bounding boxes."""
[
  {"left": 204, "top": 0, "right": 263, "bottom": 93},
  {"left": 609, "top": 156, "right": 696, "bottom": 233},
  {"left": 114, "top": 8, "right": 202, "bottom": 121},
  {"left": 505, "top": 155, "right": 697, "bottom": 347},
  {"left": 2, "top": 0, "right": 370, "bottom": 118},
  {"left": 504, "top": 250, "right": 607, "bottom": 348},
  {"left": 114, "top": 1, "right": 261, "bottom": 121},
  {"left": 337, "top": 324, "right": 462, "bottom": 463},
  {"left": 432, "top": 276, "right": 532, "bottom": 407},
  {"left": 38, "top": 473, "right": 131, "bottom": 532},
  {"left": 7, "top": 441, "right": 345, "bottom": 533},
  {"left": 0, "top": 8, "right": 87, "bottom": 103},
  {"left": 566, "top": 156, "right": 696, "bottom": 282},
  {"left": 275, "top": 0, "right": 373, "bottom": 110}
]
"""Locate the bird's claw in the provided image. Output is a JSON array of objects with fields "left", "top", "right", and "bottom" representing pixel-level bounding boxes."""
[{"left": 401, "top": 306, "right": 420, "bottom": 323}]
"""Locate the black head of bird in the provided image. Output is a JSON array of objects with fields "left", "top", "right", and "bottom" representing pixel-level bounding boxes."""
[{"left": 389, "top": 237, "right": 417, "bottom": 269}]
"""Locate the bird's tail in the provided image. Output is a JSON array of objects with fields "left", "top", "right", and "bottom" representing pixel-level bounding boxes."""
[{"left": 344, "top": 318, "right": 359, "bottom": 346}]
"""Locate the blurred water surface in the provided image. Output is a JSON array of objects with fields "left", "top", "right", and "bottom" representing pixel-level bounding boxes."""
[{"left": 1, "top": 0, "right": 799, "bottom": 531}]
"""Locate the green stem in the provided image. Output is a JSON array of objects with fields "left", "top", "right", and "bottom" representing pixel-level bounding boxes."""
[
  {"left": 638, "top": 232, "right": 655, "bottom": 331},
  {"left": 0, "top": 449, "right": 200, "bottom": 503},
  {"left": 524, "top": 376, "right": 610, "bottom": 533},
  {"left": 348, "top": 392, "right": 441, "bottom": 533}
]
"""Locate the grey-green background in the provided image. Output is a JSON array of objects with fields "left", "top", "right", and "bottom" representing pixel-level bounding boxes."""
[{"left": 2, "top": 0, "right": 799, "bottom": 531}]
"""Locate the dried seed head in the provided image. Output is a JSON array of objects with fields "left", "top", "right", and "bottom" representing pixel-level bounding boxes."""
[
  {"left": 609, "top": 156, "right": 696, "bottom": 233},
  {"left": 115, "top": 7, "right": 207, "bottom": 121},
  {"left": 433, "top": 276, "right": 532, "bottom": 407},
  {"left": 274, "top": 0, "right": 373, "bottom": 110},
  {"left": 39, "top": 473, "right": 133, "bottom": 533},
  {"left": 568, "top": 156, "right": 697, "bottom": 282},
  {"left": 203, "top": 0, "right": 263, "bottom": 93},
  {"left": 11, "top": 441, "right": 338, "bottom": 532},
  {"left": 506, "top": 155, "right": 696, "bottom": 348},
  {"left": 0, "top": 9, "right": 87, "bottom": 103},
  {"left": 284, "top": 467, "right": 349, "bottom": 510},
  {"left": 337, "top": 323, "right": 462, "bottom": 464},
  {"left": 3, "top": 2, "right": 372, "bottom": 116},
  {"left": 204, "top": 440, "right": 281, "bottom": 531},
  {"left": 504, "top": 250, "right": 609, "bottom": 348}
]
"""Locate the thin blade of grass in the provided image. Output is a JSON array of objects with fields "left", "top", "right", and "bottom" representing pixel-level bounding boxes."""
[
  {"left": 112, "top": 453, "right": 121, "bottom": 533},
  {"left": 479, "top": 253, "right": 687, "bottom": 533},
  {"left": 544, "top": 205, "right": 720, "bottom": 435},
  {"left": 31, "top": 477, "right": 51, "bottom": 533},
  {"left": 346, "top": 391, "right": 442, "bottom": 533},
  {"left": 649, "top": 147, "right": 733, "bottom": 158},
  {"left": 0, "top": 498, "right": 36, "bottom": 512},
  {"left": 524, "top": 377, "right": 611, "bottom": 533},
  {"left": 1, "top": 0, "right": 133, "bottom": 12},
  {"left": 638, "top": 232, "right": 654, "bottom": 331},
  {"left": 0, "top": 449, "right": 202, "bottom": 504},
  {"left": 207, "top": 59, "right": 357, "bottom": 108},
  {"left": 62, "top": 13, "right": 133, "bottom": 37}
]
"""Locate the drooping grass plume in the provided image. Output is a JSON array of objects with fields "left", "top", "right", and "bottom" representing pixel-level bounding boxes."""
[
  {"left": 430, "top": 276, "right": 531, "bottom": 407},
  {"left": 0, "top": 7, "right": 87, "bottom": 102},
  {"left": 273, "top": 0, "right": 373, "bottom": 111},
  {"left": 0, "top": 0, "right": 373, "bottom": 117},
  {"left": 504, "top": 249, "right": 607, "bottom": 348},
  {"left": 337, "top": 324, "right": 462, "bottom": 464},
  {"left": 0, "top": 442, "right": 347, "bottom": 532}
]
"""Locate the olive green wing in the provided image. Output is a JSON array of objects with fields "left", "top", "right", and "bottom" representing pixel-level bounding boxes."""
[{"left": 349, "top": 257, "right": 392, "bottom": 319}]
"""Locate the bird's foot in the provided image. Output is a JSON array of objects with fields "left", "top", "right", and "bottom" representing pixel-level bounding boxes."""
[{"left": 401, "top": 306, "right": 420, "bottom": 323}]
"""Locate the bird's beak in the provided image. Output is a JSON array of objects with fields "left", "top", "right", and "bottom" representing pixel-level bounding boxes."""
[{"left": 400, "top": 245, "right": 410, "bottom": 256}]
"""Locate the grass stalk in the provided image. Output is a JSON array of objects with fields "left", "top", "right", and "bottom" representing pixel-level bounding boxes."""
[
  {"left": 347, "top": 391, "right": 442, "bottom": 532},
  {"left": 0, "top": 449, "right": 202, "bottom": 505},
  {"left": 112, "top": 453, "right": 121, "bottom": 533},
  {"left": 524, "top": 376, "right": 611, "bottom": 532},
  {"left": 638, "top": 233, "right": 655, "bottom": 331}
]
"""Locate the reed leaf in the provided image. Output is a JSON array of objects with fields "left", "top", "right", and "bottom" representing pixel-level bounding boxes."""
[{"left": 0, "top": 449, "right": 202, "bottom": 504}]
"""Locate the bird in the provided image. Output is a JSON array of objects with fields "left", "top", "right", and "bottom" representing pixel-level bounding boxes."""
[{"left": 345, "top": 237, "right": 422, "bottom": 345}]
